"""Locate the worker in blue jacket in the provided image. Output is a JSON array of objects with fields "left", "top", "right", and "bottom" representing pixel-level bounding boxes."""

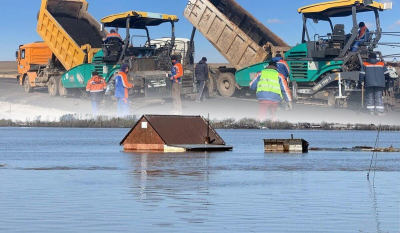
[
  {"left": 271, "top": 53, "right": 292, "bottom": 110},
  {"left": 359, "top": 53, "right": 390, "bottom": 116},
  {"left": 271, "top": 54, "right": 290, "bottom": 82},
  {"left": 114, "top": 64, "right": 133, "bottom": 117}
]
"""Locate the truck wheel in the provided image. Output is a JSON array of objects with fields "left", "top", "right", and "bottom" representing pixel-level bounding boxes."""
[
  {"left": 48, "top": 76, "right": 59, "bottom": 97},
  {"left": 24, "top": 76, "right": 34, "bottom": 93},
  {"left": 217, "top": 72, "right": 236, "bottom": 97},
  {"left": 58, "top": 79, "right": 69, "bottom": 98}
]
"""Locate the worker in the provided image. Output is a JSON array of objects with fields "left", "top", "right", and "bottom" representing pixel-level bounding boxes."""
[
  {"left": 114, "top": 63, "right": 133, "bottom": 117},
  {"left": 271, "top": 54, "right": 290, "bottom": 83},
  {"left": 351, "top": 22, "right": 369, "bottom": 52},
  {"left": 271, "top": 53, "right": 292, "bottom": 110},
  {"left": 104, "top": 29, "right": 123, "bottom": 44},
  {"left": 359, "top": 53, "right": 390, "bottom": 116},
  {"left": 250, "top": 61, "right": 292, "bottom": 121},
  {"left": 86, "top": 71, "right": 107, "bottom": 116},
  {"left": 195, "top": 57, "right": 209, "bottom": 102},
  {"left": 168, "top": 55, "right": 183, "bottom": 114}
]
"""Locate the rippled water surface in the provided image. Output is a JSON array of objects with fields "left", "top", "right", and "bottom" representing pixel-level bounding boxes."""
[{"left": 0, "top": 128, "right": 399, "bottom": 232}]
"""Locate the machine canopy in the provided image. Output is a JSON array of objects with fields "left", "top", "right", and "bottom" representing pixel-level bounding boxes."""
[
  {"left": 298, "top": 0, "right": 388, "bottom": 19},
  {"left": 101, "top": 11, "right": 179, "bottom": 29}
]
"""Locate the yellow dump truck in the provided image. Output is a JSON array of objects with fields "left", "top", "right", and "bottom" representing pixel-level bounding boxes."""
[
  {"left": 17, "top": 0, "right": 108, "bottom": 97},
  {"left": 18, "top": 0, "right": 195, "bottom": 100}
]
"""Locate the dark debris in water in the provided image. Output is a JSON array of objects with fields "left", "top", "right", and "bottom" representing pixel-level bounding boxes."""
[{"left": 20, "top": 166, "right": 119, "bottom": 171}]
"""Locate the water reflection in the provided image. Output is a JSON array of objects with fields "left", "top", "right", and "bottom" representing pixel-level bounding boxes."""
[
  {"left": 128, "top": 152, "right": 212, "bottom": 200},
  {"left": 127, "top": 152, "right": 214, "bottom": 225}
]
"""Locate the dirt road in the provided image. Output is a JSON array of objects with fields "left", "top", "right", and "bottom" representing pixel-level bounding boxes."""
[{"left": 0, "top": 78, "right": 399, "bottom": 125}]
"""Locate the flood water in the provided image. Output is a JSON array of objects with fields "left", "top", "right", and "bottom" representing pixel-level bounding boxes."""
[{"left": 0, "top": 128, "right": 399, "bottom": 232}]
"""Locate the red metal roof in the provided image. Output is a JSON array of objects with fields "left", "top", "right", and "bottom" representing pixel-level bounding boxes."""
[{"left": 120, "top": 115, "right": 226, "bottom": 145}]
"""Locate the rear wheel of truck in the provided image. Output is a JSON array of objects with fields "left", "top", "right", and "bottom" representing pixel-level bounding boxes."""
[
  {"left": 217, "top": 72, "right": 236, "bottom": 97},
  {"left": 58, "top": 79, "right": 69, "bottom": 98},
  {"left": 24, "top": 76, "right": 34, "bottom": 93},
  {"left": 48, "top": 76, "right": 60, "bottom": 97}
]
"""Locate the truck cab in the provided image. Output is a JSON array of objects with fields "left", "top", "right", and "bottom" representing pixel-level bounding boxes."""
[{"left": 16, "top": 42, "right": 52, "bottom": 90}]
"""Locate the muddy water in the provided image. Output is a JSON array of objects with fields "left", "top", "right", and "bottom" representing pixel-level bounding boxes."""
[{"left": 0, "top": 128, "right": 399, "bottom": 232}]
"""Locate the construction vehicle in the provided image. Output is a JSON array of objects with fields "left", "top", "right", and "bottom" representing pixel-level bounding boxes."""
[
  {"left": 100, "top": 12, "right": 195, "bottom": 99},
  {"left": 17, "top": 0, "right": 195, "bottom": 101},
  {"left": 184, "top": 0, "right": 291, "bottom": 97},
  {"left": 16, "top": 42, "right": 52, "bottom": 93},
  {"left": 185, "top": 0, "right": 400, "bottom": 109},
  {"left": 16, "top": 0, "right": 108, "bottom": 97}
]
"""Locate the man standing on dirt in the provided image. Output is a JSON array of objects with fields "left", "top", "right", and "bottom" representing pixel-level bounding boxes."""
[
  {"left": 249, "top": 61, "right": 292, "bottom": 121},
  {"left": 359, "top": 53, "right": 390, "bottom": 116},
  {"left": 195, "top": 57, "right": 209, "bottom": 102},
  {"left": 168, "top": 55, "right": 183, "bottom": 114},
  {"left": 86, "top": 71, "right": 107, "bottom": 116},
  {"left": 115, "top": 64, "right": 133, "bottom": 117}
]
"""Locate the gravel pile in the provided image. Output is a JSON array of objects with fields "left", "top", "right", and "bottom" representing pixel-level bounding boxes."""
[{"left": 54, "top": 16, "right": 103, "bottom": 48}]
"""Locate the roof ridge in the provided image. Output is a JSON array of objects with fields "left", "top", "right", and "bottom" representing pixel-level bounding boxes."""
[{"left": 143, "top": 114, "right": 202, "bottom": 118}]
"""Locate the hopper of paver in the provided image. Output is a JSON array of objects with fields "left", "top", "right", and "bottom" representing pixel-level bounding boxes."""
[
  {"left": 184, "top": 0, "right": 290, "bottom": 70},
  {"left": 37, "top": 0, "right": 106, "bottom": 71}
]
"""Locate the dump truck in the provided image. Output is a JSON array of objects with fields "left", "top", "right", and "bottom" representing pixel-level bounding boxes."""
[
  {"left": 17, "top": 0, "right": 108, "bottom": 97},
  {"left": 185, "top": 0, "right": 400, "bottom": 110},
  {"left": 17, "top": 0, "right": 195, "bottom": 101}
]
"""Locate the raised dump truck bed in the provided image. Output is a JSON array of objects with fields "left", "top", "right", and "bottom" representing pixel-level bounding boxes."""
[
  {"left": 184, "top": 0, "right": 290, "bottom": 70},
  {"left": 37, "top": 0, "right": 105, "bottom": 71}
]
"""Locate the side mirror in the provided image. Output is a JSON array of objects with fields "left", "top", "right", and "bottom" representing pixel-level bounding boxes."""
[{"left": 15, "top": 51, "right": 19, "bottom": 59}]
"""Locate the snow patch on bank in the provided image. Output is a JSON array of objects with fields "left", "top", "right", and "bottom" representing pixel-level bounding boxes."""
[{"left": 0, "top": 101, "right": 74, "bottom": 122}]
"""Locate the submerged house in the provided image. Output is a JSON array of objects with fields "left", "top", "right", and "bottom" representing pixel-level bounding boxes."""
[{"left": 120, "top": 115, "right": 232, "bottom": 152}]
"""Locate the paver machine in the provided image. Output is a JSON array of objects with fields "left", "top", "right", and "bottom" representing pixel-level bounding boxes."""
[
  {"left": 100, "top": 11, "right": 195, "bottom": 100},
  {"left": 234, "top": 0, "right": 399, "bottom": 108}
]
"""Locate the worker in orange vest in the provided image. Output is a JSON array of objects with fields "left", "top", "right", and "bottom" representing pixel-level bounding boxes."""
[
  {"left": 86, "top": 71, "right": 107, "bottom": 116},
  {"left": 168, "top": 55, "right": 183, "bottom": 114},
  {"left": 359, "top": 53, "right": 390, "bottom": 116},
  {"left": 104, "top": 29, "right": 123, "bottom": 44},
  {"left": 114, "top": 64, "right": 133, "bottom": 117}
]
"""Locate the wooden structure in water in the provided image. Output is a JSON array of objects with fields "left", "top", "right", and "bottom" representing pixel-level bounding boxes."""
[{"left": 264, "top": 138, "right": 309, "bottom": 153}]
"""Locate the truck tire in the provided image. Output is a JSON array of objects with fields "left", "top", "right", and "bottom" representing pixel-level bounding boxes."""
[
  {"left": 58, "top": 79, "right": 69, "bottom": 98},
  {"left": 48, "top": 76, "right": 59, "bottom": 97},
  {"left": 24, "top": 76, "right": 34, "bottom": 93},
  {"left": 217, "top": 72, "right": 236, "bottom": 97}
]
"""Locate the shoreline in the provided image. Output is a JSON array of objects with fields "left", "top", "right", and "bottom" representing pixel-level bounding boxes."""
[{"left": 1, "top": 116, "right": 399, "bottom": 131}]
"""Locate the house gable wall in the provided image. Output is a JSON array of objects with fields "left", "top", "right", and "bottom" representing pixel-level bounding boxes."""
[{"left": 123, "top": 118, "right": 165, "bottom": 151}]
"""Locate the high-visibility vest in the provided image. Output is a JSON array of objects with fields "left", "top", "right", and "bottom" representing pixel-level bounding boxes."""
[{"left": 257, "top": 69, "right": 282, "bottom": 98}]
